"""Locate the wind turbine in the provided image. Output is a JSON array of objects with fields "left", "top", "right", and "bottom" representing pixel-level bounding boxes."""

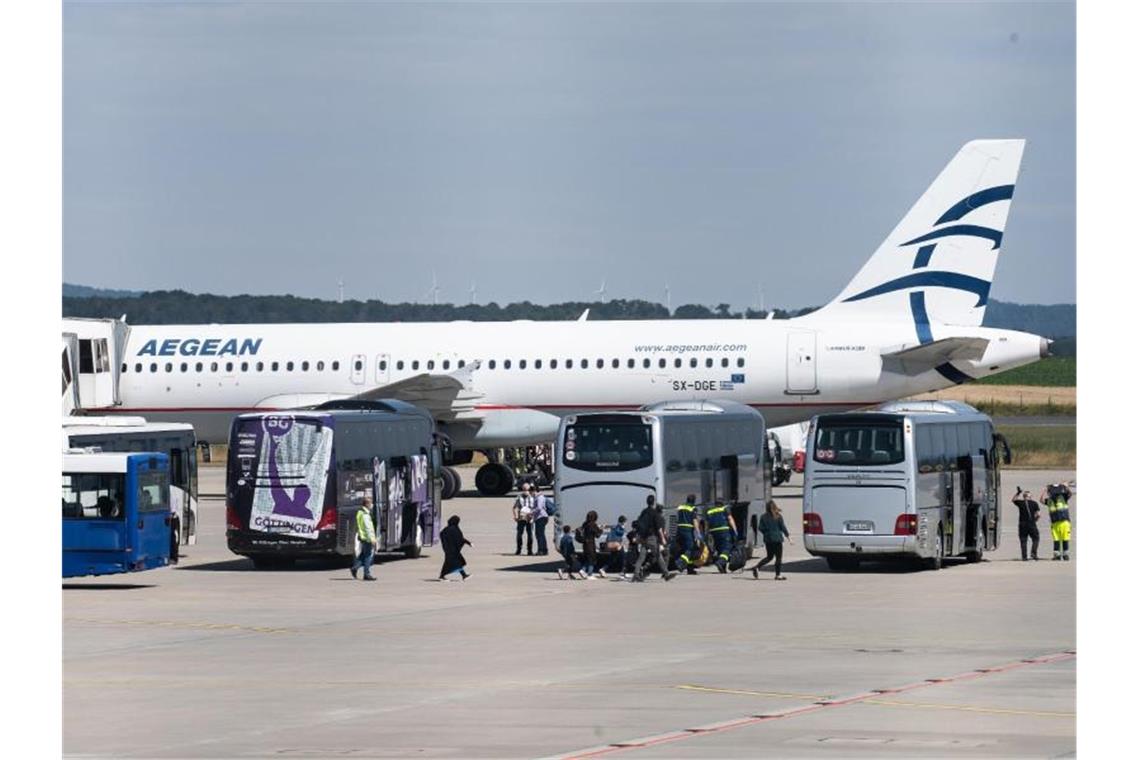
[
  {"left": 665, "top": 284, "right": 671, "bottom": 314},
  {"left": 595, "top": 278, "right": 607, "bottom": 301},
  {"left": 337, "top": 279, "right": 344, "bottom": 304},
  {"left": 469, "top": 281, "right": 477, "bottom": 305},
  {"left": 427, "top": 270, "right": 440, "bottom": 306}
]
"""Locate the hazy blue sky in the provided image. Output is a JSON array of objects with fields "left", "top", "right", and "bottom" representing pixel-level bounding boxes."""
[{"left": 64, "top": 1, "right": 1075, "bottom": 309}]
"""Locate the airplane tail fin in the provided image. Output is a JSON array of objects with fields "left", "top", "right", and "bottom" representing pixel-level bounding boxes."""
[{"left": 813, "top": 139, "right": 1025, "bottom": 328}]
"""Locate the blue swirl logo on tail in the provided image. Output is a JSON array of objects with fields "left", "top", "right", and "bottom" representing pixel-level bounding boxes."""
[{"left": 842, "top": 184, "right": 1015, "bottom": 384}]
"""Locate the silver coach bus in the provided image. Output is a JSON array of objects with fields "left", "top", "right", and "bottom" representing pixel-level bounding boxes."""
[
  {"left": 554, "top": 399, "right": 767, "bottom": 552},
  {"left": 803, "top": 401, "right": 1010, "bottom": 571}
]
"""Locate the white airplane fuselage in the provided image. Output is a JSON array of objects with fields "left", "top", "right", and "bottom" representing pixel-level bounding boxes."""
[{"left": 105, "top": 316, "right": 1046, "bottom": 448}]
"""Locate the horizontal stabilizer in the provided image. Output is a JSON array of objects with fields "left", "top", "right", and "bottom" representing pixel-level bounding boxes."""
[{"left": 880, "top": 337, "right": 989, "bottom": 376}]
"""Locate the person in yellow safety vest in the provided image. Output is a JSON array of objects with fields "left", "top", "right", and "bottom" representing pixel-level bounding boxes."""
[
  {"left": 705, "top": 501, "right": 738, "bottom": 574},
  {"left": 675, "top": 495, "right": 699, "bottom": 575},
  {"left": 1041, "top": 483, "right": 1073, "bottom": 561},
  {"left": 352, "top": 495, "right": 378, "bottom": 581}
]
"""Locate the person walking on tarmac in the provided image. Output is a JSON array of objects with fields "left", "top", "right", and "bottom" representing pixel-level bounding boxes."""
[
  {"left": 439, "top": 515, "right": 472, "bottom": 581},
  {"left": 748, "top": 500, "right": 791, "bottom": 580},
  {"left": 513, "top": 483, "right": 536, "bottom": 556},
  {"left": 351, "top": 496, "right": 378, "bottom": 581},
  {"left": 674, "top": 495, "right": 700, "bottom": 575},
  {"left": 1012, "top": 487, "right": 1041, "bottom": 561},
  {"left": 632, "top": 495, "right": 677, "bottom": 582},
  {"left": 705, "top": 500, "right": 738, "bottom": 574},
  {"left": 1042, "top": 483, "right": 1073, "bottom": 561}
]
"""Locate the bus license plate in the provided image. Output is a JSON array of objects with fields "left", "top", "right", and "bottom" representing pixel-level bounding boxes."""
[{"left": 845, "top": 521, "right": 873, "bottom": 532}]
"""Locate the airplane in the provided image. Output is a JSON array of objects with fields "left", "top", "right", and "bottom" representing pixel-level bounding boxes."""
[{"left": 84, "top": 139, "right": 1047, "bottom": 496}]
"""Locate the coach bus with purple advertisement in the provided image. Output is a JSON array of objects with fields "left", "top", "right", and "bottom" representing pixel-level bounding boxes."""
[{"left": 225, "top": 400, "right": 442, "bottom": 569}]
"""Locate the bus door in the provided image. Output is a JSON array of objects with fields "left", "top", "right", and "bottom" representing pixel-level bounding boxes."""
[
  {"left": 387, "top": 457, "right": 409, "bottom": 550},
  {"left": 133, "top": 459, "right": 173, "bottom": 568},
  {"left": 970, "top": 454, "right": 988, "bottom": 550},
  {"left": 411, "top": 452, "right": 437, "bottom": 546},
  {"left": 785, "top": 331, "right": 818, "bottom": 395},
  {"left": 989, "top": 435, "right": 1011, "bottom": 550}
]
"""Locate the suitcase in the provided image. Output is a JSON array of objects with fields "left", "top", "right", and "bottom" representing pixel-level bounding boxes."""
[{"left": 728, "top": 541, "right": 748, "bottom": 572}]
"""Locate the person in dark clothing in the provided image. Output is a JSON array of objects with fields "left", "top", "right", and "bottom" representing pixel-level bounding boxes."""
[
  {"left": 556, "top": 525, "right": 580, "bottom": 580},
  {"left": 675, "top": 495, "right": 699, "bottom": 574},
  {"left": 580, "top": 510, "right": 605, "bottom": 578},
  {"left": 438, "top": 515, "right": 472, "bottom": 581},
  {"left": 749, "top": 501, "right": 791, "bottom": 580},
  {"left": 1012, "top": 487, "right": 1041, "bottom": 561},
  {"left": 632, "top": 495, "right": 676, "bottom": 582}
]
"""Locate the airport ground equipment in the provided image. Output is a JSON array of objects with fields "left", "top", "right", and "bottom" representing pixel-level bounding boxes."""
[
  {"left": 63, "top": 452, "right": 172, "bottom": 578},
  {"left": 225, "top": 399, "right": 442, "bottom": 568},
  {"left": 63, "top": 417, "right": 198, "bottom": 562},
  {"left": 474, "top": 445, "right": 553, "bottom": 496},
  {"left": 767, "top": 432, "right": 792, "bottom": 486},
  {"left": 62, "top": 317, "right": 129, "bottom": 413},
  {"left": 553, "top": 399, "right": 768, "bottom": 557},
  {"left": 803, "top": 401, "right": 1010, "bottom": 571}
]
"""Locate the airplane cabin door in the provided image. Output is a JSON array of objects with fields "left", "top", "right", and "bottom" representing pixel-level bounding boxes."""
[
  {"left": 350, "top": 354, "right": 366, "bottom": 385},
  {"left": 785, "top": 332, "right": 818, "bottom": 395}
]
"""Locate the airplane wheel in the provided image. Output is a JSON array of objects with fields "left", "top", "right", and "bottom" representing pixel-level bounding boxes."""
[
  {"left": 441, "top": 467, "right": 459, "bottom": 500},
  {"left": 475, "top": 463, "right": 513, "bottom": 496},
  {"left": 447, "top": 466, "right": 462, "bottom": 496}
]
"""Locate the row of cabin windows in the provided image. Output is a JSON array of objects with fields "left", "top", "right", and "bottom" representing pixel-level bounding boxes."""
[
  {"left": 124, "top": 356, "right": 748, "bottom": 375},
  {"left": 125, "top": 360, "right": 342, "bottom": 374},
  {"left": 479, "top": 356, "right": 747, "bottom": 370}
]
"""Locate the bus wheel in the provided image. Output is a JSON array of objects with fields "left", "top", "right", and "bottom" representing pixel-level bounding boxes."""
[
  {"left": 926, "top": 527, "right": 944, "bottom": 571},
  {"left": 475, "top": 462, "right": 513, "bottom": 496},
  {"left": 251, "top": 556, "right": 295, "bottom": 570},
  {"left": 404, "top": 524, "right": 424, "bottom": 559}
]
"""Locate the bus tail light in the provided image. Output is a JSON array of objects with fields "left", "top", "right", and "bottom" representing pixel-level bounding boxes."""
[
  {"left": 316, "top": 507, "right": 337, "bottom": 532},
  {"left": 225, "top": 503, "right": 241, "bottom": 531},
  {"left": 894, "top": 514, "right": 918, "bottom": 535},
  {"left": 803, "top": 512, "right": 824, "bottom": 535}
]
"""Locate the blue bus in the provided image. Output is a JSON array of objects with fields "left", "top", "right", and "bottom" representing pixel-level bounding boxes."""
[{"left": 62, "top": 452, "right": 172, "bottom": 578}]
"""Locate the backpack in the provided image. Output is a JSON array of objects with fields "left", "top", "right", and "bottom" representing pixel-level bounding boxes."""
[{"left": 574, "top": 527, "right": 584, "bottom": 544}]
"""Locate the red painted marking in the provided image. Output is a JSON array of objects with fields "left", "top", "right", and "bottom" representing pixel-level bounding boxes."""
[{"left": 552, "top": 650, "right": 1076, "bottom": 759}]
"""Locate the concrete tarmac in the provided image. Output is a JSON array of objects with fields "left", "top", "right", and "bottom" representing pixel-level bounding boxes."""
[{"left": 64, "top": 467, "right": 1076, "bottom": 758}]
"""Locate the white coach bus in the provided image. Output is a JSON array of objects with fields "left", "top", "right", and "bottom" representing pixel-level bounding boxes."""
[
  {"left": 802, "top": 401, "right": 1010, "bottom": 571},
  {"left": 553, "top": 400, "right": 767, "bottom": 551}
]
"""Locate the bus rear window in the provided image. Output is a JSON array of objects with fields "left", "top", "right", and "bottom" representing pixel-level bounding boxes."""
[
  {"left": 63, "top": 473, "right": 126, "bottom": 519},
  {"left": 814, "top": 420, "right": 904, "bottom": 466},
  {"left": 137, "top": 470, "right": 170, "bottom": 512},
  {"left": 563, "top": 422, "right": 653, "bottom": 472}
]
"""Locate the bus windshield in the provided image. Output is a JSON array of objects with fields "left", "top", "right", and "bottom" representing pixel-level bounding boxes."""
[
  {"left": 814, "top": 418, "right": 905, "bottom": 466},
  {"left": 563, "top": 420, "right": 653, "bottom": 472}
]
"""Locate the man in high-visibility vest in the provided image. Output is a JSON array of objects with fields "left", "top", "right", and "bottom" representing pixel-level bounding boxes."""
[
  {"left": 1042, "top": 483, "right": 1073, "bottom": 561},
  {"left": 352, "top": 495, "right": 378, "bottom": 581},
  {"left": 705, "top": 501, "right": 738, "bottom": 574},
  {"left": 675, "top": 495, "right": 699, "bottom": 575}
]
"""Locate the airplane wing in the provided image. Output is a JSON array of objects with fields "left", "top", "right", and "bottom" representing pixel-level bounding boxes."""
[
  {"left": 880, "top": 337, "right": 989, "bottom": 376},
  {"left": 346, "top": 361, "right": 483, "bottom": 420},
  {"left": 255, "top": 361, "right": 483, "bottom": 421}
]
